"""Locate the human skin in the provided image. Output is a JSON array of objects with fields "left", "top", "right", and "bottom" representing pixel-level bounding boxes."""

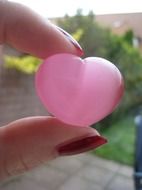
[{"left": 0, "top": 1, "right": 106, "bottom": 181}]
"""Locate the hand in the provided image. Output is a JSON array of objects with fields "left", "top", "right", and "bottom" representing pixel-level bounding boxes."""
[{"left": 0, "top": 1, "right": 107, "bottom": 181}]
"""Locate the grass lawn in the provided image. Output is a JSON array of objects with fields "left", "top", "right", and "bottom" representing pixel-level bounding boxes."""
[{"left": 92, "top": 116, "right": 136, "bottom": 166}]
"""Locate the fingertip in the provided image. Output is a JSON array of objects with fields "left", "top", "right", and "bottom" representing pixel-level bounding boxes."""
[{"left": 55, "top": 26, "right": 84, "bottom": 57}]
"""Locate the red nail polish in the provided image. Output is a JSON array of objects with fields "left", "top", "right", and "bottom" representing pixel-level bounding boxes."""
[
  {"left": 57, "top": 135, "right": 107, "bottom": 156},
  {"left": 56, "top": 26, "right": 84, "bottom": 56}
]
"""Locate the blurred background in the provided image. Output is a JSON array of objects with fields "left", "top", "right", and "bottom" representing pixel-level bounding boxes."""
[{"left": 1, "top": 0, "right": 142, "bottom": 189}]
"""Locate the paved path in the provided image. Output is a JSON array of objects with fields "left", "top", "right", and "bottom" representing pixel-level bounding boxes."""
[{"left": 0, "top": 153, "right": 134, "bottom": 190}]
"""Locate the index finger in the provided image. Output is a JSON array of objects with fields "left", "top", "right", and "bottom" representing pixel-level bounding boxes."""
[{"left": 0, "top": 1, "right": 83, "bottom": 58}]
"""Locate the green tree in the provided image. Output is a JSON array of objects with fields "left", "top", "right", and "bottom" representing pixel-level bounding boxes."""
[
  {"left": 4, "top": 55, "right": 41, "bottom": 74},
  {"left": 122, "top": 29, "right": 134, "bottom": 46}
]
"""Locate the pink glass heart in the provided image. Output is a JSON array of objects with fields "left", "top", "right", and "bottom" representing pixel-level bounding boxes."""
[{"left": 35, "top": 53, "right": 124, "bottom": 126}]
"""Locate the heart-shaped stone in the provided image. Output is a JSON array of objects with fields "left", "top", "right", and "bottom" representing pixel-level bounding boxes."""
[{"left": 35, "top": 53, "right": 124, "bottom": 126}]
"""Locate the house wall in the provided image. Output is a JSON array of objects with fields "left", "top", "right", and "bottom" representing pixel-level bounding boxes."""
[
  {"left": 96, "top": 13, "right": 142, "bottom": 52},
  {"left": 96, "top": 13, "right": 142, "bottom": 37},
  {"left": 0, "top": 65, "right": 47, "bottom": 126}
]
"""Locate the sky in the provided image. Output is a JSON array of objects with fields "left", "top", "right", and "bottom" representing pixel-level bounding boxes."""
[{"left": 10, "top": 0, "right": 142, "bottom": 18}]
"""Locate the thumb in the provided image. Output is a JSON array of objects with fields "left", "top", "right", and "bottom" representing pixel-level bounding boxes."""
[{"left": 0, "top": 117, "right": 107, "bottom": 180}]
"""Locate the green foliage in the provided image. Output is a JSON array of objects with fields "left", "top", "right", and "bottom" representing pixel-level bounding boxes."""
[
  {"left": 105, "top": 35, "right": 142, "bottom": 122},
  {"left": 122, "top": 29, "right": 134, "bottom": 46},
  {"left": 4, "top": 55, "right": 41, "bottom": 74},
  {"left": 72, "top": 28, "right": 84, "bottom": 41},
  {"left": 93, "top": 116, "right": 135, "bottom": 165}
]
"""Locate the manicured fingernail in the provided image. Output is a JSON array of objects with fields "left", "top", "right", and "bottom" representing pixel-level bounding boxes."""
[
  {"left": 57, "top": 135, "right": 107, "bottom": 156},
  {"left": 56, "top": 26, "right": 84, "bottom": 56}
]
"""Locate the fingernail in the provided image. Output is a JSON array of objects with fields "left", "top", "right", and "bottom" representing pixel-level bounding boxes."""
[
  {"left": 56, "top": 26, "right": 84, "bottom": 56},
  {"left": 57, "top": 135, "right": 107, "bottom": 156}
]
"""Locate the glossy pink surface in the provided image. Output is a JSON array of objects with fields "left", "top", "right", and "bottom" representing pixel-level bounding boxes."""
[{"left": 35, "top": 53, "right": 124, "bottom": 126}]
